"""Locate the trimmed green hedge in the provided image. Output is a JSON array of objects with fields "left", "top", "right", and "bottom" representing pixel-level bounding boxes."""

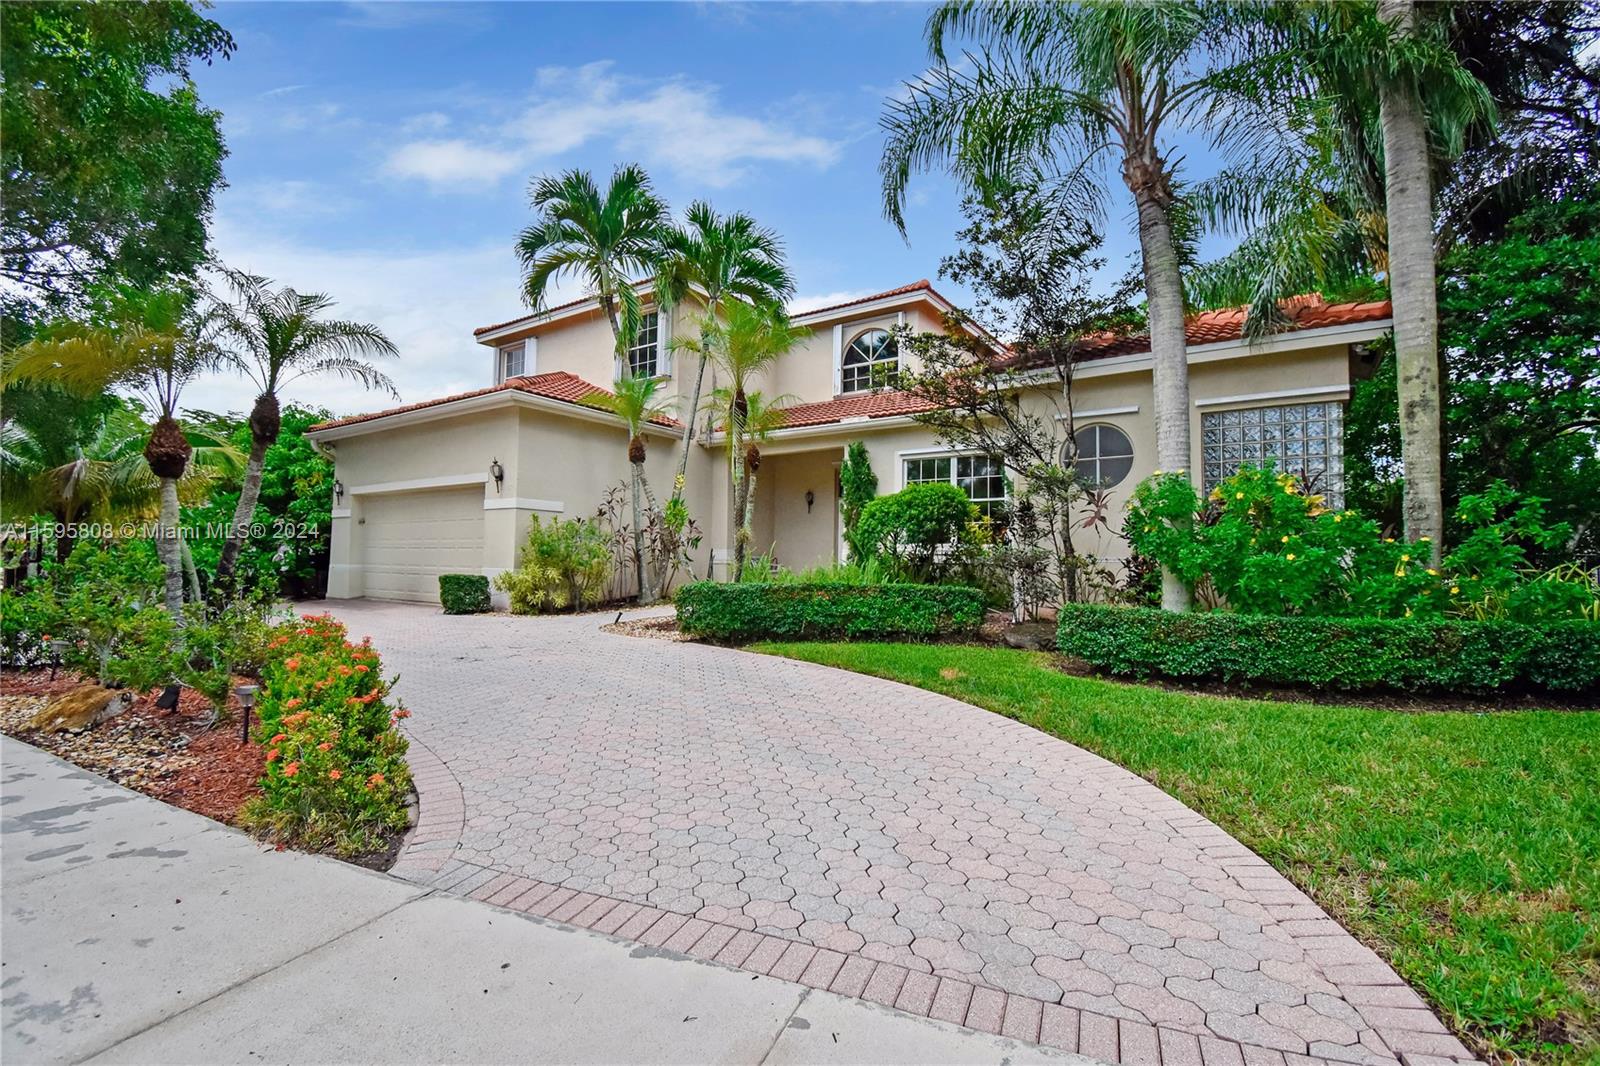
[
  {"left": 438, "top": 574, "right": 491, "bottom": 615},
  {"left": 1056, "top": 603, "right": 1600, "bottom": 694},
  {"left": 676, "top": 582, "right": 985, "bottom": 642}
]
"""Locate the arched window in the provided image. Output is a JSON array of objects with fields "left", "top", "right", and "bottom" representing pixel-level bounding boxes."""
[
  {"left": 840, "top": 329, "right": 898, "bottom": 393},
  {"left": 1071, "top": 424, "right": 1135, "bottom": 488}
]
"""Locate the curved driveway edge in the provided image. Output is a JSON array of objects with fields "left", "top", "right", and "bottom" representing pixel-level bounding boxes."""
[{"left": 325, "top": 601, "right": 1481, "bottom": 1066}]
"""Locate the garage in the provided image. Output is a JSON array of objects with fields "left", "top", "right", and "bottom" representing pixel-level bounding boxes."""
[{"left": 357, "top": 485, "right": 485, "bottom": 603}]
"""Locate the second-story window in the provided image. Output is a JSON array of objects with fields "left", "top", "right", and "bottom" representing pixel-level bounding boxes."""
[
  {"left": 841, "top": 329, "right": 898, "bottom": 393},
  {"left": 499, "top": 343, "right": 525, "bottom": 381},
  {"left": 626, "top": 312, "right": 660, "bottom": 378}
]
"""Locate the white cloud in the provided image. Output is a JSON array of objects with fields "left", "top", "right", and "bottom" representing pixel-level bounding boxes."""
[
  {"left": 401, "top": 111, "right": 452, "bottom": 135},
  {"left": 383, "top": 61, "right": 843, "bottom": 191},
  {"left": 385, "top": 139, "right": 522, "bottom": 188},
  {"left": 788, "top": 289, "right": 878, "bottom": 314}
]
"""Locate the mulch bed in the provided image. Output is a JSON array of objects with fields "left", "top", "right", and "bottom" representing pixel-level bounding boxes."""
[
  {"left": 600, "top": 615, "right": 694, "bottom": 641},
  {"left": 0, "top": 670, "right": 265, "bottom": 824}
]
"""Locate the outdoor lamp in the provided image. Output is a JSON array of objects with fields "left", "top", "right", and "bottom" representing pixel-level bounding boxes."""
[
  {"left": 333, "top": 479, "right": 345, "bottom": 504},
  {"left": 48, "top": 637, "right": 67, "bottom": 681},
  {"left": 805, "top": 490, "right": 816, "bottom": 514},
  {"left": 235, "top": 683, "right": 259, "bottom": 744},
  {"left": 490, "top": 458, "right": 505, "bottom": 491}
]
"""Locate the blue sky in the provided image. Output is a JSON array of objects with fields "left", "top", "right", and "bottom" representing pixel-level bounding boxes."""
[{"left": 187, "top": 1, "right": 1219, "bottom": 415}]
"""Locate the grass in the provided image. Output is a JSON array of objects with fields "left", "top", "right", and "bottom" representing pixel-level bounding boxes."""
[{"left": 754, "top": 640, "right": 1600, "bottom": 1065}]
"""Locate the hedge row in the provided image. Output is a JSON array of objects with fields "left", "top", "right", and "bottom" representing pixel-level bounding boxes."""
[
  {"left": 1056, "top": 603, "right": 1600, "bottom": 694},
  {"left": 676, "top": 582, "right": 986, "bottom": 642},
  {"left": 439, "top": 574, "right": 491, "bottom": 614}
]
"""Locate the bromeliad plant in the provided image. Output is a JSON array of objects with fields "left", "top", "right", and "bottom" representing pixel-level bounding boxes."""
[
  {"left": 1126, "top": 465, "right": 1599, "bottom": 621},
  {"left": 242, "top": 613, "right": 412, "bottom": 856}
]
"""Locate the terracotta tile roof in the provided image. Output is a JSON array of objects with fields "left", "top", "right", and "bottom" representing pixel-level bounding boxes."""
[
  {"left": 772, "top": 389, "right": 940, "bottom": 429},
  {"left": 790, "top": 279, "right": 936, "bottom": 318},
  {"left": 307, "top": 371, "right": 681, "bottom": 433},
  {"left": 1003, "top": 296, "right": 1393, "bottom": 371}
]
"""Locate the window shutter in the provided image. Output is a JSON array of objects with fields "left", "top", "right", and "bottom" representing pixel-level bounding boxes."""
[{"left": 658, "top": 307, "right": 673, "bottom": 376}]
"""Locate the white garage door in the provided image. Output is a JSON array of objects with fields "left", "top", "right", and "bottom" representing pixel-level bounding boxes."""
[{"left": 359, "top": 486, "right": 485, "bottom": 603}]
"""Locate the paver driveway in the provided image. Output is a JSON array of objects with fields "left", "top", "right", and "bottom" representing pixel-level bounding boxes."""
[{"left": 324, "top": 601, "right": 1474, "bottom": 1066}]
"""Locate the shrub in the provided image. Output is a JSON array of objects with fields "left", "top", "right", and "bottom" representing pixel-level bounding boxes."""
[
  {"left": 494, "top": 515, "right": 611, "bottom": 613},
  {"left": 839, "top": 440, "right": 878, "bottom": 562},
  {"left": 675, "top": 581, "right": 986, "bottom": 642},
  {"left": 241, "top": 613, "right": 412, "bottom": 856},
  {"left": 1125, "top": 467, "right": 1597, "bottom": 621},
  {"left": 1056, "top": 603, "right": 1600, "bottom": 694},
  {"left": 854, "top": 483, "right": 984, "bottom": 583},
  {"left": 438, "top": 573, "right": 490, "bottom": 614}
]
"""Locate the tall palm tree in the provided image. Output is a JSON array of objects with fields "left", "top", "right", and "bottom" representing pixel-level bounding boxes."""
[
  {"left": 210, "top": 270, "right": 398, "bottom": 587},
  {"left": 679, "top": 301, "right": 809, "bottom": 580},
  {"left": 882, "top": 1, "right": 1273, "bottom": 610},
  {"left": 657, "top": 202, "right": 795, "bottom": 496},
  {"left": 517, "top": 165, "right": 670, "bottom": 358},
  {"left": 725, "top": 390, "right": 792, "bottom": 559},
  {"left": 1189, "top": 1, "right": 1491, "bottom": 561},
  {"left": 590, "top": 370, "right": 677, "bottom": 604},
  {"left": 8, "top": 287, "right": 225, "bottom": 614}
]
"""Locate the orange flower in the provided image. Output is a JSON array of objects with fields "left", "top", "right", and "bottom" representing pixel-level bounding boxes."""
[
  {"left": 266, "top": 749, "right": 280, "bottom": 762},
  {"left": 285, "top": 698, "right": 302, "bottom": 709},
  {"left": 283, "top": 761, "right": 300, "bottom": 777},
  {"left": 285, "top": 657, "right": 301, "bottom": 671},
  {"left": 339, "top": 665, "right": 352, "bottom": 676},
  {"left": 348, "top": 696, "right": 362, "bottom": 705},
  {"left": 366, "top": 772, "right": 385, "bottom": 789},
  {"left": 42, "top": 633, "right": 52, "bottom": 641},
  {"left": 327, "top": 769, "right": 342, "bottom": 781},
  {"left": 393, "top": 708, "right": 411, "bottom": 720},
  {"left": 270, "top": 733, "right": 287, "bottom": 744},
  {"left": 354, "top": 664, "right": 369, "bottom": 673},
  {"left": 317, "top": 741, "right": 332, "bottom": 752}
]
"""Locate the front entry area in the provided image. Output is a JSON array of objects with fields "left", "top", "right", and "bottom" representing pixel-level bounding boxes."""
[{"left": 357, "top": 485, "right": 486, "bottom": 603}]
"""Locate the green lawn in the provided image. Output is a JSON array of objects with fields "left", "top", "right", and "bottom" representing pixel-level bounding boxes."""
[{"left": 755, "top": 641, "right": 1600, "bottom": 1065}]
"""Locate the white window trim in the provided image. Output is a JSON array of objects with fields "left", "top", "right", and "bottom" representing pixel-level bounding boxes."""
[
  {"left": 839, "top": 324, "right": 903, "bottom": 396},
  {"left": 1195, "top": 385, "right": 1348, "bottom": 409},
  {"left": 495, "top": 341, "right": 530, "bottom": 384},
  {"left": 1071, "top": 423, "right": 1137, "bottom": 490},
  {"left": 616, "top": 309, "right": 670, "bottom": 381}
]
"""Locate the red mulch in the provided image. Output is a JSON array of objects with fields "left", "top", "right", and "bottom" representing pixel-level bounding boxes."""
[{"left": 0, "top": 669, "right": 265, "bottom": 824}]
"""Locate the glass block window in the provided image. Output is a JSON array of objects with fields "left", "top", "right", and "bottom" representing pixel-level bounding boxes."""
[
  {"left": 1202, "top": 401, "right": 1344, "bottom": 507},
  {"left": 1070, "top": 424, "right": 1135, "bottom": 488},
  {"left": 626, "top": 312, "right": 660, "bottom": 378},
  {"left": 903, "top": 454, "right": 1007, "bottom": 518},
  {"left": 499, "top": 343, "right": 525, "bottom": 381},
  {"left": 841, "top": 329, "right": 898, "bottom": 393}
]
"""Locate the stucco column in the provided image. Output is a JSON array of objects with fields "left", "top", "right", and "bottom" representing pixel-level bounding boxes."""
[{"left": 326, "top": 498, "right": 362, "bottom": 599}]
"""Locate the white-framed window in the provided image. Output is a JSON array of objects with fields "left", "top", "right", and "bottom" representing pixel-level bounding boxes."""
[
  {"left": 499, "top": 343, "right": 525, "bottom": 382},
  {"left": 625, "top": 311, "right": 660, "bottom": 379},
  {"left": 904, "top": 453, "right": 1007, "bottom": 518},
  {"left": 1071, "top": 424, "right": 1135, "bottom": 488},
  {"left": 1202, "top": 401, "right": 1345, "bottom": 507},
  {"left": 841, "top": 329, "right": 898, "bottom": 393}
]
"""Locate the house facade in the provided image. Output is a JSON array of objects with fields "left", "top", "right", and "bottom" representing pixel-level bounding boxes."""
[{"left": 306, "top": 279, "right": 1392, "bottom": 604}]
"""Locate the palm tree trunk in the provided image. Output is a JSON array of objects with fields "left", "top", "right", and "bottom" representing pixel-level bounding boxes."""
[
  {"left": 180, "top": 540, "right": 203, "bottom": 603},
  {"left": 215, "top": 431, "right": 270, "bottom": 586},
  {"left": 675, "top": 347, "right": 709, "bottom": 497},
  {"left": 633, "top": 458, "right": 660, "bottom": 605},
  {"left": 1378, "top": 0, "right": 1444, "bottom": 564},
  {"left": 1132, "top": 189, "right": 1194, "bottom": 612},
  {"left": 157, "top": 476, "right": 184, "bottom": 616}
]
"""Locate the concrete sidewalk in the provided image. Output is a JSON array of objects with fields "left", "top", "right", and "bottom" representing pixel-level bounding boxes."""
[{"left": 1, "top": 738, "right": 1093, "bottom": 1065}]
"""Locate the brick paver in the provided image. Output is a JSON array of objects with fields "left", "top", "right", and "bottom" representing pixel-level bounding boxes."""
[{"left": 326, "top": 602, "right": 1478, "bottom": 1066}]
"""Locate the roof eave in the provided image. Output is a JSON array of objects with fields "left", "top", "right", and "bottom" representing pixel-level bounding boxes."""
[{"left": 307, "top": 388, "right": 680, "bottom": 442}]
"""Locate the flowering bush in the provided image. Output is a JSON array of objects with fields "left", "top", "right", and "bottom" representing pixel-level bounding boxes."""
[
  {"left": 241, "top": 613, "right": 412, "bottom": 855},
  {"left": 1125, "top": 466, "right": 1597, "bottom": 621}
]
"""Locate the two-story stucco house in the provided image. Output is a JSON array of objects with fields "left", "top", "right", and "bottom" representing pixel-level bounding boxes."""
[{"left": 306, "top": 279, "right": 1392, "bottom": 604}]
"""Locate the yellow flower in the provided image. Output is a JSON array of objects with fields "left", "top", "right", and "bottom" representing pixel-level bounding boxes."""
[
  {"left": 1235, "top": 492, "right": 1245, "bottom": 500},
  {"left": 1401, "top": 554, "right": 1410, "bottom": 562},
  {"left": 1384, "top": 537, "right": 1395, "bottom": 543},
  {"left": 1333, "top": 514, "right": 1343, "bottom": 523},
  {"left": 1426, "top": 568, "right": 1438, "bottom": 576},
  {"left": 1153, "top": 469, "right": 1164, "bottom": 477},
  {"left": 1405, "top": 607, "right": 1413, "bottom": 617},
  {"left": 1281, "top": 535, "right": 1290, "bottom": 543},
  {"left": 1175, "top": 468, "right": 1186, "bottom": 476},
  {"left": 1420, "top": 536, "right": 1431, "bottom": 542},
  {"left": 1450, "top": 585, "right": 1460, "bottom": 595},
  {"left": 1286, "top": 553, "right": 1296, "bottom": 561}
]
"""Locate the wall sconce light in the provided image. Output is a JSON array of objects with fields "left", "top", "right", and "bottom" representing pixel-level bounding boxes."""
[
  {"left": 333, "top": 479, "right": 345, "bottom": 504},
  {"left": 490, "top": 458, "right": 505, "bottom": 492},
  {"left": 235, "top": 683, "right": 259, "bottom": 744},
  {"left": 805, "top": 490, "right": 815, "bottom": 514}
]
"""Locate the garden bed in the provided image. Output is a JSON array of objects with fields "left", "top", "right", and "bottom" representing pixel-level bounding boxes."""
[{"left": 0, "top": 670, "right": 264, "bottom": 823}]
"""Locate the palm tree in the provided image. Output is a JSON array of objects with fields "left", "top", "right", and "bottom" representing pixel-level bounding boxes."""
[
  {"left": 679, "top": 301, "right": 809, "bottom": 580},
  {"left": 517, "top": 165, "right": 670, "bottom": 358},
  {"left": 727, "top": 390, "right": 792, "bottom": 559},
  {"left": 590, "top": 370, "right": 677, "bottom": 604},
  {"left": 1, "top": 396, "right": 239, "bottom": 562},
  {"left": 657, "top": 202, "right": 794, "bottom": 496},
  {"left": 1188, "top": 1, "right": 1491, "bottom": 562},
  {"left": 8, "top": 287, "right": 226, "bottom": 614},
  {"left": 210, "top": 270, "right": 398, "bottom": 588},
  {"left": 882, "top": 1, "right": 1274, "bottom": 610}
]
